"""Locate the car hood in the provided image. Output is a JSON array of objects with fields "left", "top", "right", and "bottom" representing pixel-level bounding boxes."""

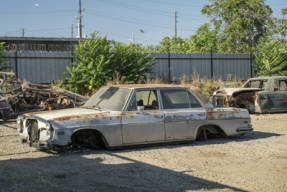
[
  {"left": 214, "top": 88, "right": 263, "bottom": 96},
  {"left": 24, "top": 107, "right": 120, "bottom": 129},
  {"left": 26, "top": 107, "right": 109, "bottom": 121}
]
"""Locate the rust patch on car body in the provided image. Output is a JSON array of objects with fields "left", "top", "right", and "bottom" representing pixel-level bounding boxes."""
[
  {"left": 206, "top": 108, "right": 240, "bottom": 119},
  {"left": 106, "top": 84, "right": 195, "bottom": 89},
  {"left": 51, "top": 113, "right": 111, "bottom": 122}
]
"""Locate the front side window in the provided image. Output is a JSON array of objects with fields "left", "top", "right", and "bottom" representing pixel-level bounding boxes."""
[
  {"left": 84, "top": 87, "right": 131, "bottom": 111},
  {"left": 128, "top": 90, "right": 159, "bottom": 111}
]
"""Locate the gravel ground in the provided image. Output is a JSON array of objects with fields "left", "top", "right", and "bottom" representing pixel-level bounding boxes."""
[{"left": 0, "top": 114, "right": 286, "bottom": 192}]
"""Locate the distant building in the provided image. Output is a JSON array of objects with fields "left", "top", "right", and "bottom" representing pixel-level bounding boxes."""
[{"left": 0, "top": 37, "right": 82, "bottom": 52}]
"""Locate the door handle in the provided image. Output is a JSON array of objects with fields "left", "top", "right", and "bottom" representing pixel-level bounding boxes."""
[
  {"left": 154, "top": 115, "right": 163, "bottom": 118},
  {"left": 197, "top": 113, "right": 205, "bottom": 116}
]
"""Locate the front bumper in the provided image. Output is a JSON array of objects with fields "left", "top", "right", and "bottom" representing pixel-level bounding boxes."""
[{"left": 21, "top": 139, "right": 55, "bottom": 149}]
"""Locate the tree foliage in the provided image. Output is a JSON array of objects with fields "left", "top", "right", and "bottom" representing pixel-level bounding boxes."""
[
  {"left": 65, "top": 32, "right": 114, "bottom": 94},
  {"left": 65, "top": 32, "right": 155, "bottom": 94},
  {"left": 254, "top": 42, "right": 287, "bottom": 76},
  {"left": 186, "top": 23, "right": 218, "bottom": 53},
  {"left": 201, "top": 0, "right": 273, "bottom": 53},
  {"left": 113, "top": 42, "right": 154, "bottom": 83}
]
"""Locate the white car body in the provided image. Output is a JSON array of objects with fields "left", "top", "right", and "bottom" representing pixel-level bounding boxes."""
[{"left": 17, "top": 84, "right": 253, "bottom": 149}]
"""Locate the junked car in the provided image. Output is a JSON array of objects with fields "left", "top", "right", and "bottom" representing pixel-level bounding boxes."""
[
  {"left": 211, "top": 76, "right": 287, "bottom": 113},
  {"left": 17, "top": 84, "right": 253, "bottom": 150}
]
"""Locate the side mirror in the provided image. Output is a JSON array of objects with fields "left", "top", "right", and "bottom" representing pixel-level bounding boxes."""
[{"left": 137, "top": 106, "right": 144, "bottom": 112}]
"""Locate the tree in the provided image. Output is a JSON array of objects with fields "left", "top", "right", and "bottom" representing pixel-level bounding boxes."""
[
  {"left": 64, "top": 32, "right": 155, "bottom": 93},
  {"left": 254, "top": 42, "right": 287, "bottom": 76},
  {"left": 157, "top": 36, "right": 189, "bottom": 53},
  {"left": 187, "top": 23, "right": 218, "bottom": 52},
  {"left": 158, "top": 36, "right": 171, "bottom": 52},
  {"left": 0, "top": 42, "right": 9, "bottom": 71},
  {"left": 201, "top": 0, "right": 273, "bottom": 53},
  {"left": 65, "top": 32, "right": 114, "bottom": 94},
  {"left": 112, "top": 42, "right": 154, "bottom": 83}
]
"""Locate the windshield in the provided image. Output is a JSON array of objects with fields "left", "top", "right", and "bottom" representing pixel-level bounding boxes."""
[
  {"left": 83, "top": 87, "right": 131, "bottom": 111},
  {"left": 243, "top": 80, "right": 267, "bottom": 89}
]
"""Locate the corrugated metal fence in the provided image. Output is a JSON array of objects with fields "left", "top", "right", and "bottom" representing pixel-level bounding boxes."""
[{"left": 4, "top": 51, "right": 255, "bottom": 84}]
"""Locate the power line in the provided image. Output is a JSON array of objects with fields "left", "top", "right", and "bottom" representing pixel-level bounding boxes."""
[
  {"left": 85, "top": 27, "right": 165, "bottom": 44},
  {"left": 97, "top": 0, "right": 206, "bottom": 19},
  {"left": 25, "top": 27, "right": 71, "bottom": 32},
  {"left": 142, "top": 0, "right": 203, "bottom": 8},
  {"left": 86, "top": 9, "right": 192, "bottom": 27},
  {"left": 85, "top": 11, "right": 198, "bottom": 31},
  {"left": 0, "top": 9, "right": 77, "bottom": 14}
]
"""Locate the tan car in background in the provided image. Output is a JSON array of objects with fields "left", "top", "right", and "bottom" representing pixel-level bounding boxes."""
[{"left": 211, "top": 76, "right": 287, "bottom": 113}]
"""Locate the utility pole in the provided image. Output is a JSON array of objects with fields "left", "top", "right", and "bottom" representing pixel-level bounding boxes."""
[
  {"left": 71, "top": 24, "right": 73, "bottom": 38},
  {"left": 21, "top": 28, "right": 25, "bottom": 37},
  {"left": 175, "top": 11, "right": 177, "bottom": 38},
  {"left": 128, "top": 32, "right": 134, "bottom": 43},
  {"left": 77, "top": 0, "right": 84, "bottom": 38}
]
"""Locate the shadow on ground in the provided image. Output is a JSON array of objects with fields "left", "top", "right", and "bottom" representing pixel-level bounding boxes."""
[{"left": 0, "top": 150, "right": 248, "bottom": 192}]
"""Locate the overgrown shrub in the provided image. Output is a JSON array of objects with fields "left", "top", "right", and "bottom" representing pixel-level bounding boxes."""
[
  {"left": 65, "top": 31, "right": 155, "bottom": 94},
  {"left": 65, "top": 32, "right": 115, "bottom": 94},
  {"left": 112, "top": 42, "right": 154, "bottom": 84},
  {"left": 254, "top": 42, "right": 287, "bottom": 76}
]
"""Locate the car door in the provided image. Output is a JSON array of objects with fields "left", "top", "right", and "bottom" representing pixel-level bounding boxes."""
[
  {"left": 268, "top": 79, "right": 287, "bottom": 112},
  {"left": 160, "top": 89, "right": 206, "bottom": 141},
  {"left": 121, "top": 89, "right": 165, "bottom": 144}
]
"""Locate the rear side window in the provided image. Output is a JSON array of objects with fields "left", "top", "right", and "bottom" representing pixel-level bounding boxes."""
[{"left": 160, "top": 90, "right": 201, "bottom": 109}]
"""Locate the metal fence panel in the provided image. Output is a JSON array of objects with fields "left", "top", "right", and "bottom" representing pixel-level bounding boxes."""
[{"left": 4, "top": 51, "right": 255, "bottom": 84}]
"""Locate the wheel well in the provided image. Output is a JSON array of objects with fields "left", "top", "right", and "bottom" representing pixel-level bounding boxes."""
[
  {"left": 196, "top": 124, "right": 226, "bottom": 140},
  {"left": 70, "top": 129, "right": 108, "bottom": 149}
]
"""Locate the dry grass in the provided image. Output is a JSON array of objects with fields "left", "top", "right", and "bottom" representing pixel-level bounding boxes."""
[
  {"left": 105, "top": 71, "right": 244, "bottom": 98},
  {"left": 179, "top": 71, "right": 244, "bottom": 97},
  {"left": 50, "top": 79, "right": 64, "bottom": 87},
  {"left": 52, "top": 71, "right": 244, "bottom": 98}
]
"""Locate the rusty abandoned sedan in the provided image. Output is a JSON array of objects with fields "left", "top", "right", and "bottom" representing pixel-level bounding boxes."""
[
  {"left": 211, "top": 76, "right": 287, "bottom": 113},
  {"left": 17, "top": 84, "right": 253, "bottom": 149}
]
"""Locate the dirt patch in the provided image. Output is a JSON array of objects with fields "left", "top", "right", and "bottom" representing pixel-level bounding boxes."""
[{"left": 0, "top": 114, "right": 286, "bottom": 192}]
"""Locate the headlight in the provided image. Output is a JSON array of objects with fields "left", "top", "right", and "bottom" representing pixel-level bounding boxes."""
[
  {"left": 17, "top": 124, "right": 23, "bottom": 133},
  {"left": 46, "top": 130, "right": 52, "bottom": 139},
  {"left": 17, "top": 116, "right": 22, "bottom": 124},
  {"left": 45, "top": 122, "right": 51, "bottom": 130}
]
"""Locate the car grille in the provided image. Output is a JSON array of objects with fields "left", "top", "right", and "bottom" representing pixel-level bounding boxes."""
[{"left": 28, "top": 120, "right": 39, "bottom": 142}]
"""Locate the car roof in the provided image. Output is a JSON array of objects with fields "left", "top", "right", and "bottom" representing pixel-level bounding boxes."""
[
  {"left": 103, "top": 84, "right": 195, "bottom": 89},
  {"left": 249, "top": 76, "right": 287, "bottom": 80}
]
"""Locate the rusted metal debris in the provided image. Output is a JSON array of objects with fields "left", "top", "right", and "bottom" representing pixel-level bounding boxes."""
[{"left": 0, "top": 71, "right": 88, "bottom": 120}]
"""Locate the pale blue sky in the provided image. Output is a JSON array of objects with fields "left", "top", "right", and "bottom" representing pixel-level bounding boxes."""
[{"left": 1, "top": 0, "right": 287, "bottom": 45}]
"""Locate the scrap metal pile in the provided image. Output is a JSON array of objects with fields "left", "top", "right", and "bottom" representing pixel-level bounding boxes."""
[{"left": 0, "top": 71, "right": 88, "bottom": 120}]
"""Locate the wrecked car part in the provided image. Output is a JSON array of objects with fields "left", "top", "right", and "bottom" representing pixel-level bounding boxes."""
[
  {"left": 0, "top": 71, "right": 88, "bottom": 120},
  {"left": 212, "top": 76, "right": 287, "bottom": 113}
]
